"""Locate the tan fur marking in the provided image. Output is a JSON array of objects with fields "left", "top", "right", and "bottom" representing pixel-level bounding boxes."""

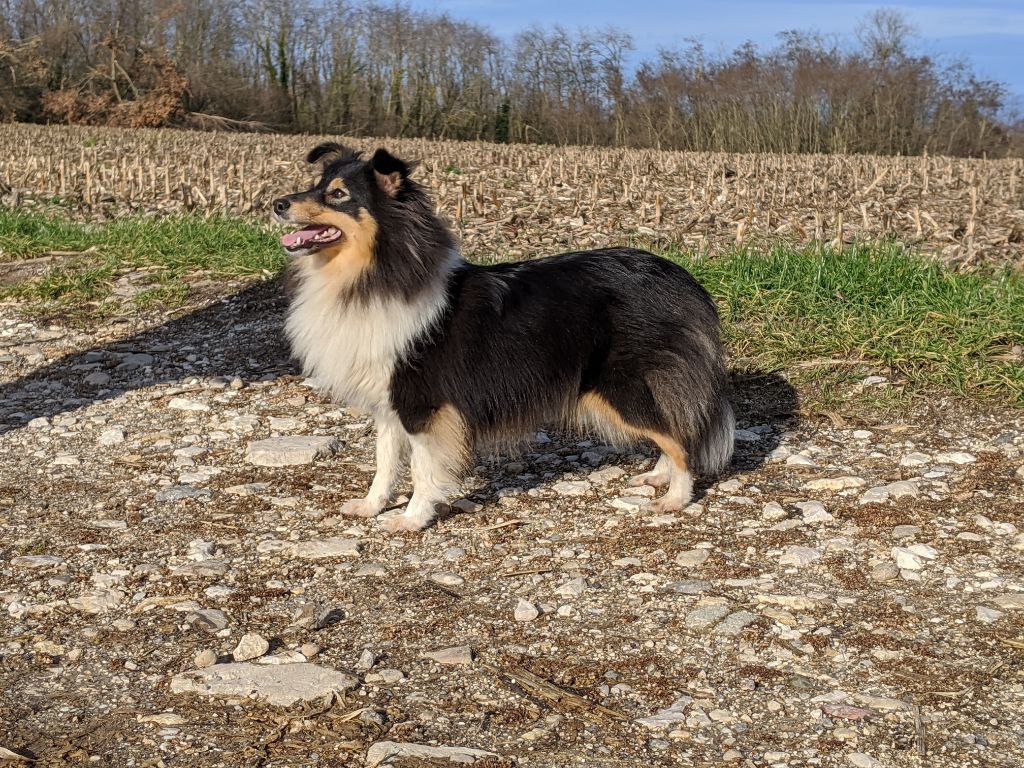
[
  {"left": 290, "top": 201, "right": 378, "bottom": 290},
  {"left": 577, "top": 392, "right": 688, "bottom": 470},
  {"left": 425, "top": 404, "right": 471, "bottom": 474},
  {"left": 326, "top": 177, "right": 349, "bottom": 194}
]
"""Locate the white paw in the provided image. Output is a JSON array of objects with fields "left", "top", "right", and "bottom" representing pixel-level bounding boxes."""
[
  {"left": 378, "top": 512, "right": 428, "bottom": 533},
  {"left": 645, "top": 495, "right": 688, "bottom": 513},
  {"left": 630, "top": 471, "right": 670, "bottom": 488},
  {"left": 340, "top": 497, "right": 383, "bottom": 518}
]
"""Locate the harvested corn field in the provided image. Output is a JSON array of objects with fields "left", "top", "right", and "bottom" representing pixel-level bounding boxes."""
[{"left": 1, "top": 123, "right": 1023, "bottom": 267}]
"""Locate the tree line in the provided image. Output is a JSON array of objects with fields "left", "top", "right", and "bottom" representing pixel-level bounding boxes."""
[{"left": 0, "top": 1, "right": 1019, "bottom": 157}]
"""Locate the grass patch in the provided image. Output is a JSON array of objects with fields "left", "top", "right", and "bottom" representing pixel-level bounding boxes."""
[
  {"left": 671, "top": 244, "right": 1023, "bottom": 405},
  {"left": 2, "top": 211, "right": 1021, "bottom": 404}
]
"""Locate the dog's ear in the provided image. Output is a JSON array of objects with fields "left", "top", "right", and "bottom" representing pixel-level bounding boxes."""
[
  {"left": 306, "top": 143, "right": 360, "bottom": 165},
  {"left": 371, "top": 148, "right": 416, "bottom": 198}
]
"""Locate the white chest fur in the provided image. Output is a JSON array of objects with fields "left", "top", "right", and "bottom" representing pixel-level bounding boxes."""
[{"left": 285, "top": 276, "right": 447, "bottom": 413}]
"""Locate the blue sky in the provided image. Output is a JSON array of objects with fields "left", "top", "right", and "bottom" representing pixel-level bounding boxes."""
[{"left": 408, "top": 1, "right": 1024, "bottom": 111}]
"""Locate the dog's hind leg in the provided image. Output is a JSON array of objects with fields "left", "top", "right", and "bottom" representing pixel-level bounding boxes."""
[
  {"left": 341, "top": 413, "right": 407, "bottom": 518},
  {"left": 380, "top": 405, "right": 469, "bottom": 533},
  {"left": 643, "top": 434, "right": 693, "bottom": 513}
]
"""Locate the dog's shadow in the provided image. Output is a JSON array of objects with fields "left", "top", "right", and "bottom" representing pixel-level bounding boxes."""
[{"left": 1, "top": 277, "right": 798, "bottom": 503}]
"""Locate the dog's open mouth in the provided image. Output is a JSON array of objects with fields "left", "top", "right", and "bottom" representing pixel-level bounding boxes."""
[{"left": 281, "top": 225, "right": 343, "bottom": 253}]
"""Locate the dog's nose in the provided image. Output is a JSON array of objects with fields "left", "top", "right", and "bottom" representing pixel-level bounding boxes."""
[{"left": 273, "top": 197, "right": 291, "bottom": 216}]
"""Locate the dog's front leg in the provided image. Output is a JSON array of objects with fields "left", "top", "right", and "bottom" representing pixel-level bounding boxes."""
[{"left": 341, "top": 413, "right": 407, "bottom": 518}]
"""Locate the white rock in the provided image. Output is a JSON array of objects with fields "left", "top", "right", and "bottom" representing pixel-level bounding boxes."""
[
  {"left": 992, "top": 594, "right": 1024, "bottom": 610},
  {"left": 900, "top": 452, "right": 930, "bottom": 467},
  {"left": 422, "top": 645, "right": 474, "bottom": 665},
  {"left": 514, "top": 599, "right": 539, "bottom": 621},
  {"left": 976, "top": 606, "right": 1003, "bottom": 623},
  {"left": 847, "top": 753, "right": 883, "bottom": 768},
  {"left": 786, "top": 454, "right": 818, "bottom": 468},
  {"left": 11, "top": 555, "right": 64, "bottom": 569},
  {"left": 68, "top": 588, "right": 124, "bottom": 614},
  {"left": 551, "top": 480, "right": 590, "bottom": 496},
  {"left": 762, "top": 501, "right": 787, "bottom": 521},
  {"left": 635, "top": 695, "right": 694, "bottom": 731},
  {"left": 907, "top": 543, "right": 938, "bottom": 560},
  {"left": 892, "top": 547, "right": 923, "bottom": 570},
  {"left": 610, "top": 496, "right": 649, "bottom": 510},
  {"left": 170, "top": 662, "right": 357, "bottom": 706},
  {"left": 245, "top": 436, "right": 338, "bottom": 467},
  {"left": 684, "top": 601, "right": 731, "bottom": 630},
  {"left": 779, "top": 546, "right": 822, "bottom": 567},
  {"left": 588, "top": 466, "right": 626, "bottom": 485},
  {"left": 796, "top": 500, "right": 832, "bottom": 524},
  {"left": 934, "top": 451, "right": 976, "bottom": 465},
  {"left": 292, "top": 538, "right": 360, "bottom": 559},
  {"left": 168, "top": 397, "right": 209, "bottom": 412},
  {"left": 194, "top": 649, "right": 218, "bottom": 668},
  {"left": 803, "top": 476, "right": 865, "bottom": 491},
  {"left": 430, "top": 572, "right": 464, "bottom": 587},
  {"left": 98, "top": 427, "right": 125, "bottom": 446},
  {"left": 366, "top": 741, "right": 498, "bottom": 768},
  {"left": 554, "top": 577, "right": 588, "bottom": 597},
  {"left": 675, "top": 548, "right": 710, "bottom": 567},
  {"left": 233, "top": 632, "right": 270, "bottom": 662}
]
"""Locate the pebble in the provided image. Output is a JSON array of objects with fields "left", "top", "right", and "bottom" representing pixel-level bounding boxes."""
[
  {"left": 422, "top": 645, "right": 474, "bottom": 665},
  {"left": 675, "top": 549, "right": 710, "bottom": 567},
  {"left": 430, "top": 572, "right": 464, "bottom": 587},
  {"left": 168, "top": 397, "right": 210, "bottom": 412},
  {"left": 933, "top": 451, "right": 976, "bottom": 465},
  {"left": 714, "top": 610, "right": 759, "bottom": 636},
  {"left": 554, "top": 577, "right": 588, "bottom": 597},
  {"left": 847, "top": 753, "right": 883, "bottom": 768},
  {"left": 98, "top": 426, "right": 125, "bottom": 446},
  {"left": 365, "top": 742, "right": 497, "bottom": 767},
  {"left": 892, "top": 547, "right": 924, "bottom": 570},
  {"left": 356, "top": 649, "right": 377, "bottom": 671},
  {"left": 685, "top": 601, "right": 731, "bottom": 630},
  {"left": 300, "top": 643, "right": 321, "bottom": 659},
  {"left": 796, "top": 500, "right": 832, "bottom": 524},
  {"left": 514, "top": 599, "right": 540, "bottom": 621},
  {"left": 870, "top": 562, "right": 900, "bottom": 582},
  {"left": 194, "top": 649, "right": 218, "bottom": 668},
  {"left": 293, "top": 538, "right": 361, "bottom": 559},
  {"left": 588, "top": 465, "right": 626, "bottom": 485},
  {"left": 803, "top": 476, "right": 865, "bottom": 491},
  {"left": 785, "top": 454, "right": 818, "bottom": 468},
  {"left": 11, "top": 555, "right": 64, "bottom": 569},
  {"left": 976, "top": 606, "right": 1003, "bottom": 623},
  {"left": 233, "top": 632, "right": 270, "bottom": 661},
  {"left": 171, "top": 662, "right": 357, "bottom": 706},
  {"left": 900, "top": 452, "right": 930, "bottom": 467},
  {"left": 551, "top": 480, "right": 591, "bottom": 496},
  {"left": 779, "top": 546, "right": 823, "bottom": 567},
  {"left": 762, "top": 501, "right": 787, "bottom": 521},
  {"left": 245, "top": 436, "right": 339, "bottom": 467},
  {"left": 156, "top": 485, "right": 211, "bottom": 502}
]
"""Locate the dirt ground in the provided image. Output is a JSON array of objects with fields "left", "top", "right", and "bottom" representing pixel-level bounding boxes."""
[{"left": 2, "top": 278, "right": 1023, "bottom": 767}]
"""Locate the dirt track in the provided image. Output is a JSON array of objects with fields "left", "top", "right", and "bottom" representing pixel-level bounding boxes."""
[{"left": 2, "top": 277, "right": 1023, "bottom": 766}]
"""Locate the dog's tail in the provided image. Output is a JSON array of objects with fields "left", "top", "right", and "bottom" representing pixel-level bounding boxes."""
[{"left": 692, "top": 395, "right": 735, "bottom": 476}]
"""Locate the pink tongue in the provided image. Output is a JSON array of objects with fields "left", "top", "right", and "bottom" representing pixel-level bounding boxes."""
[{"left": 281, "top": 225, "right": 328, "bottom": 248}]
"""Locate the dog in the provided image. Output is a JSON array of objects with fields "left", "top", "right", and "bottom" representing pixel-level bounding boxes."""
[{"left": 272, "top": 144, "right": 734, "bottom": 532}]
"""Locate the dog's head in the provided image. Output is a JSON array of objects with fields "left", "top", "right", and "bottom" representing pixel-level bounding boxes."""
[{"left": 272, "top": 144, "right": 415, "bottom": 280}]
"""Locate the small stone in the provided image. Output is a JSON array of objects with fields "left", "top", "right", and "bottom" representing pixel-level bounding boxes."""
[
  {"left": 992, "top": 594, "right": 1024, "bottom": 610},
  {"left": 172, "top": 559, "right": 229, "bottom": 578},
  {"left": 168, "top": 397, "right": 210, "bottom": 412},
  {"left": 847, "top": 753, "right": 883, "bottom": 768},
  {"left": 892, "top": 525, "right": 922, "bottom": 539},
  {"left": 187, "top": 609, "right": 230, "bottom": 632},
  {"left": 451, "top": 498, "right": 482, "bottom": 514},
  {"left": 68, "top": 588, "right": 124, "bottom": 614},
  {"left": 367, "top": 668, "right": 405, "bottom": 685},
  {"left": 933, "top": 451, "right": 976, "bottom": 465},
  {"left": 976, "top": 606, "right": 1003, "bottom": 623},
  {"left": 554, "top": 577, "right": 588, "bottom": 597},
  {"left": 355, "top": 564, "right": 388, "bottom": 577},
  {"left": 356, "top": 649, "right": 377, "bottom": 671},
  {"left": 803, "top": 476, "right": 865, "bottom": 491},
  {"left": 293, "top": 538, "right": 360, "bottom": 559},
  {"left": 900, "top": 452, "right": 930, "bottom": 467},
  {"left": 714, "top": 610, "right": 759, "bottom": 636},
  {"left": 233, "top": 632, "right": 270, "bottom": 662},
  {"left": 675, "top": 549, "right": 710, "bottom": 567},
  {"left": 365, "top": 742, "right": 498, "bottom": 768},
  {"left": 156, "top": 485, "right": 211, "bottom": 503},
  {"left": 551, "top": 480, "right": 590, "bottom": 496},
  {"left": 635, "top": 695, "right": 693, "bottom": 731},
  {"left": 98, "top": 427, "right": 125, "bottom": 446},
  {"left": 422, "top": 645, "right": 474, "bottom": 665},
  {"left": 588, "top": 466, "right": 626, "bottom": 485},
  {"left": 785, "top": 454, "right": 818, "bottom": 468},
  {"left": 796, "top": 500, "right": 832, "bottom": 524},
  {"left": 514, "top": 599, "right": 540, "bottom": 622},
  {"left": 170, "top": 662, "right": 357, "bottom": 706},
  {"left": 11, "top": 555, "right": 64, "bottom": 569},
  {"left": 762, "top": 501, "right": 787, "bottom": 520},
  {"left": 194, "top": 649, "right": 218, "bottom": 668},
  {"left": 779, "top": 546, "right": 822, "bottom": 567},
  {"left": 870, "top": 562, "right": 900, "bottom": 582},
  {"left": 245, "top": 436, "right": 339, "bottom": 467},
  {"left": 668, "top": 580, "right": 711, "bottom": 594},
  {"left": 685, "top": 601, "right": 731, "bottom": 630},
  {"left": 907, "top": 543, "right": 938, "bottom": 559},
  {"left": 300, "top": 643, "right": 321, "bottom": 659},
  {"left": 119, "top": 352, "right": 154, "bottom": 368},
  {"left": 84, "top": 371, "right": 112, "bottom": 387},
  {"left": 610, "top": 496, "right": 649, "bottom": 510},
  {"left": 722, "top": 749, "right": 743, "bottom": 763},
  {"left": 892, "top": 547, "right": 923, "bottom": 570},
  {"left": 430, "top": 572, "right": 464, "bottom": 587}
]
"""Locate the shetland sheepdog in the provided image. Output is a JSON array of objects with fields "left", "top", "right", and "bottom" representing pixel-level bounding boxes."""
[{"left": 273, "top": 144, "right": 734, "bottom": 532}]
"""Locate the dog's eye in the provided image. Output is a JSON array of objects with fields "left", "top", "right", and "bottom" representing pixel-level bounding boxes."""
[{"left": 328, "top": 188, "right": 350, "bottom": 203}]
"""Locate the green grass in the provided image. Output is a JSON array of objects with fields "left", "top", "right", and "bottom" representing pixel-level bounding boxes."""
[{"left": 1, "top": 210, "right": 1021, "bottom": 405}]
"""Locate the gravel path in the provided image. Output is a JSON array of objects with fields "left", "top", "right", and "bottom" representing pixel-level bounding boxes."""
[{"left": 2, "top": 280, "right": 1023, "bottom": 767}]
